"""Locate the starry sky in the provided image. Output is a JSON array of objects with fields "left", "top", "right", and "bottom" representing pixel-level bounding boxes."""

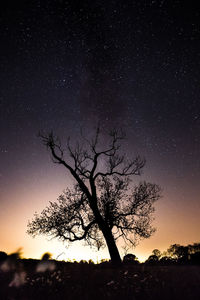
[{"left": 0, "top": 0, "right": 200, "bottom": 262}]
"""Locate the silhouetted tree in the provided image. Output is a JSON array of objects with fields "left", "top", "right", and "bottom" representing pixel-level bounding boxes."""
[
  {"left": 188, "top": 243, "right": 200, "bottom": 264},
  {"left": 159, "top": 256, "right": 174, "bottom": 265},
  {"left": 27, "top": 128, "right": 161, "bottom": 264},
  {"left": 167, "top": 244, "right": 189, "bottom": 263},
  {"left": 123, "top": 253, "right": 139, "bottom": 264},
  {"left": 145, "top": 254, "right": 159, "bottom": 265},
  {"left": 188, "top": 243, "right": 200, "bottom": 255},
  {"left": 152, "top": 249, "right": 161, "bottom": 259},
  {"left": 166, "top": 243, "right": 200, "bottom": 264},
  {"left": 145, "top": 249, "right": 162, "bottom": 264}
]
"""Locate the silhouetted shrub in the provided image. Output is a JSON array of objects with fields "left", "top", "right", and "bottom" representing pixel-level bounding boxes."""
[
  {"left": 123, "top": 254, "right": 139, "bottom": 264},
  {"left": 88, "top": 259, "right": 95, "bottom": 264},
  {"left": 41, "top": 252, "right": 52, "bottom": 261},
  {"left": 0, "top": 249, "right": 22, "bottom": 272},
  {"left": 79, "top": 260, "right": 88, "bottom": 264},
  {"left": 0, "top": 251, "right": 7, "bottom": 262},
  {"left": 145, "top": 255, "right": 159, "bottom": 265}
]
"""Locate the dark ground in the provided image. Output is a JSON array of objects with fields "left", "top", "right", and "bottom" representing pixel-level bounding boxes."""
[{"left": 0, "top": 260, "right": 200, "bottom": 300}]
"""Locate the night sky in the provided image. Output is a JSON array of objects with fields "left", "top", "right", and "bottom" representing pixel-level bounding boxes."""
[{"left": 0, "top": 0, "right": 200, "bottom": 262}]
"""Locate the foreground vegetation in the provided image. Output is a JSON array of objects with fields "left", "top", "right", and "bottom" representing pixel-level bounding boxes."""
[
  {"left": 1, "top": 260, "right": 200, "bottom": 300},
  {"left": 1, "top": 244, "right": 200, "bottom": 300}
]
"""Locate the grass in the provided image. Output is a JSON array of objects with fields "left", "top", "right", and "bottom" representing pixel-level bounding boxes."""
[{"left": 0, "top": 259, "right": 200, "bottom": 300}]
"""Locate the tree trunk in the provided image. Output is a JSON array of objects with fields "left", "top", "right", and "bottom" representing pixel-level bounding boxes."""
[
  {"left": 101, "top": 223, "right": 122, "bottom": 264},
  {"left": 90, "top": 196, "right": 121, "bottom": 264}
]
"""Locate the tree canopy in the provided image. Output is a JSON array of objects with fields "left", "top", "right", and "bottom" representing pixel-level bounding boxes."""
[{"left": 27, "top": 128, "right": 161, "bottom": 263}]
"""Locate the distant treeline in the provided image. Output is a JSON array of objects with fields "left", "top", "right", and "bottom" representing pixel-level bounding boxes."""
[
  {"left": 123, "top": 242, "right": 200, "bottom": 265},
  {"left": 1, "top": 242, "right": 200, "bottom": 266}
]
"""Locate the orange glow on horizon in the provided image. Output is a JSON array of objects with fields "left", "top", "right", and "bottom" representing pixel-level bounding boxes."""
[{"left": 1, "top": 168, "right": 200, "bottom": 264}]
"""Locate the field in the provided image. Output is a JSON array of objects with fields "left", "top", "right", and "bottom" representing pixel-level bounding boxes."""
[{"left": 0, "top": 260, "right": 200, "bottom": 300}]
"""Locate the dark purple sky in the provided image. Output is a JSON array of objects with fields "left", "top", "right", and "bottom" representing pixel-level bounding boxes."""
[{"left": 0, "top": 0, "right": 200, "bottom": 261}]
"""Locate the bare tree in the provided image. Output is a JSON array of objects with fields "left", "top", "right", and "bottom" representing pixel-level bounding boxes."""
[{"left": 27, "top": 128, "right": 161, "bottom": 263}]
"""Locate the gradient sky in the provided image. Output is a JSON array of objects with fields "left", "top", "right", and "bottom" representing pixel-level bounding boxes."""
[{"left": 0, "top": 0, "right": 200, "bottom": 262}]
